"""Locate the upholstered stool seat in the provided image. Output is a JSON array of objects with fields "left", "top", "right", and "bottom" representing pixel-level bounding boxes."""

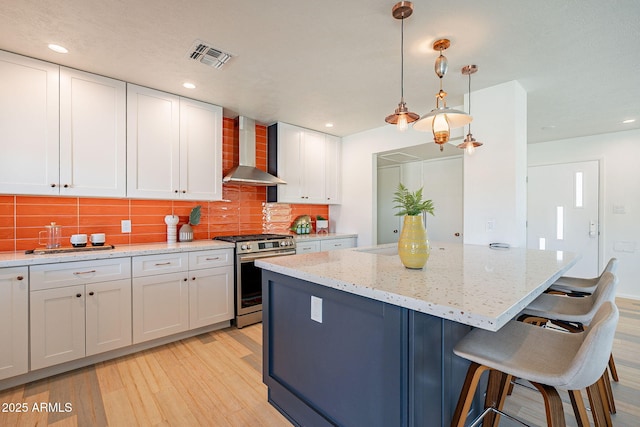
[
  {"left": 549, "top": 258, "right": 618, "bottom": 295},
  {"left": 451, "top": 301, "right": 619, "bottom": 427}
]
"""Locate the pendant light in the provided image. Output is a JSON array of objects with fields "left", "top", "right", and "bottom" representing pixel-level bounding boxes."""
[
  {"left": 385, "top": 1, "right": 419, "bottom": 131},
  {"left": 414, "top": 39, "right": 472, "bottom": 151},
  {"left": 457, "top": 65, "right": 484, "bottom": 154}
]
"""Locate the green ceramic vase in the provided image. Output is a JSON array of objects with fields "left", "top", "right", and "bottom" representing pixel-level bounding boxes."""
[{"left": 397, "top": 215, "right": 430, "bottom": 269}]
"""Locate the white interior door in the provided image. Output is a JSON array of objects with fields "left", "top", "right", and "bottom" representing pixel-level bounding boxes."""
[
  {"left": 377, "top": 166, "right": 401, "bottom": 244},
  {"left": 527, "top": 161, "right": 599, "bottom": 278},
  {"left": 422, "top": 157, "right": 463, "bottom": 243}
]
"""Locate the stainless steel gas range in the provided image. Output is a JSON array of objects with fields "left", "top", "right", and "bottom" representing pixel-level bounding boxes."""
[{"left": 213, "top": 234, "right": 296, "bottom": 328}]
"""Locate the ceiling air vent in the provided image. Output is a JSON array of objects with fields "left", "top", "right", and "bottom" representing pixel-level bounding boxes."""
[{"left": 188, "top": 40, "right": 233, "bottom": 69}]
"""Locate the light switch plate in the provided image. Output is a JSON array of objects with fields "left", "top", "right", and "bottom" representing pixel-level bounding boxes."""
[
  {"left": 121, "top": 220, "right": 132, "bottom": 233},
  {"left": 311, "top": 296, "right": 323, "bottom": 323}
]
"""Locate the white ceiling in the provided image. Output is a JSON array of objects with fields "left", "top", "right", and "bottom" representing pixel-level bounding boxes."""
[{"left": 1, "top": 0, "right": 639, "bottom": 143}]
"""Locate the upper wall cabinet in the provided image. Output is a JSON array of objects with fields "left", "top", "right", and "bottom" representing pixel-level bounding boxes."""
[
  {"left": 0, "top": 51, "right": 60, "bottom": 195},
  {"left": 269, "top": 122, "right": 342, "bottom": 204},
  {"left": 60, "top": 67, "right": 126, "bottom": 197},
  {"left": 127, "top": 84, "right": 222, "bottom": 200},
  {"left": 0, "top": 52, "right": 127, "bottom": 197}
]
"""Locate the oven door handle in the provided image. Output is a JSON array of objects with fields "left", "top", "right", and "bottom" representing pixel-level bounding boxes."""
[{"left": 239, "top": 250, "right": 296, "bottom": 262}]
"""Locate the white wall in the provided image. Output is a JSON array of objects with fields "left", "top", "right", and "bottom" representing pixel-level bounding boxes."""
[{"left": 529, "top": 128, "right": 640, "bottom": 299}]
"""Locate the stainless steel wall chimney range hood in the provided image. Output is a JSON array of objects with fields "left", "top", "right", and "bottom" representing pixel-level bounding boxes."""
[{"left": 222, "top": 117, "right": 286, "bottom": 186}]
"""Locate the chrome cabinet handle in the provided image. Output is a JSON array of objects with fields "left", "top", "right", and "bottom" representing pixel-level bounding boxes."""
[
  {"left": 73, "top": 270, "right": 96, "bottom": 275},
  {"left": 205, "top": 257, "right": 220, "bottom": 260},
  {"left": 154, "top": 262, "right": 172, "bottom": 266}
]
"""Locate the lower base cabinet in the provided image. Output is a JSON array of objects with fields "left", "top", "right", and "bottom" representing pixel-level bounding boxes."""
[
  {"left": 0, "top": 267, "right": 28, "bottom": 380},
  {"left": 30, "top": 278, "right": 132, "bottom": 370},
  {"left": 132, "top": 272, "right": 190, "bottom": 344},
  {"left": 189, "top": 266, "right": 234, "bottom": 329}
]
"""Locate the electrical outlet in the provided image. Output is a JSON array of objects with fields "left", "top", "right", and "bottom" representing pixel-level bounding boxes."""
[
  {"left": 121, "top": 220, "right": 131, "bottom": 233},
  {"left": 311, "top": 296, "right": 323, "bottom": 323}
]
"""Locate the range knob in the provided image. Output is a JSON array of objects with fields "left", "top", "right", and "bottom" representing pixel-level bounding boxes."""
[
  {"left": 280, "top": 241, "right": 286, "bottom": 246},
  {"left": 241, "top": 244, "right": 248, "bottom": 250}
]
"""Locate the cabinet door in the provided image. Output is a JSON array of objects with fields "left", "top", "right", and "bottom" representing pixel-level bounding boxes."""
[
  {"left": 324, "top": 134, "right": 341, "bottom": 204},
  {"left": 0, "top": 51, "right": 59, "bottom": 195},
  {"left": 86, "top": 279, "right": 132, "bottom": 356},
  {"left": 59, "top": 67, "right": 126, "bottom": 197},
  {"left": 276, "top": 123, "right": 304, "bottom": 203},
  {"left": 179, "top": 98, "right": 223, "bottom": 200},
  {"left": 301, "top": 130, "right": 326, "bottom": 203},
  {"left": 132, "top": 272, "right": 189, "bottom": 343},
  {"left": 127, "top": 84, "right": 180, "bottom": 199},
  {"left": 189, "top": 266, "right": 234, "bottom": 329},
  {"left": 30, "top": 285, "right": 86, "bottom": 370},
  {"left": 0, "top": 267, "right": 28, "bottom": 380}
]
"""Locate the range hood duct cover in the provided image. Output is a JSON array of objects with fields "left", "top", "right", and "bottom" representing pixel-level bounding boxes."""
[{"left": 223, "top": 117, "right": 286, "bottom": 186}]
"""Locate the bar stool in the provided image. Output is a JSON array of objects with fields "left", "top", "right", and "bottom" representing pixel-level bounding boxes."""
[
  {"left": 548, "top": 258, "right": 618, "bottom": 295},
  {"left": 518, "top": 271, "right": 619, "bottom": 423},
  {"left": 451, "top": 301, "right": 619, "bottom": 427}
]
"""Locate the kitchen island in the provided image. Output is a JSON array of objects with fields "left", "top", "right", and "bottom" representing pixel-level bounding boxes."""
[{"left": 256, "top": 242, "right": 578, "bottom": 427}]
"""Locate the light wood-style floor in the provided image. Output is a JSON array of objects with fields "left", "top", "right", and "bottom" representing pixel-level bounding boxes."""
[{"left": 1, "top": 298, "right": 638, "bottom": 426}]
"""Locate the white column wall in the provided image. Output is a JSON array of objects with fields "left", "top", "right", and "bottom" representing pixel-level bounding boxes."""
[{"left": 462, "top": 81, "right": 528, "bottom": 247}]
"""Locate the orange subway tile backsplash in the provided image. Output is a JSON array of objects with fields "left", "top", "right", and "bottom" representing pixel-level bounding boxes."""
[{"left": 0, "top": 119, "right": 330, "bottom": 253}]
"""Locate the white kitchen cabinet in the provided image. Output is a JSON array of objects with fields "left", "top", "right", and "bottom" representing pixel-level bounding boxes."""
[
  {"left": 324, "top": 134, "right": 342, "bottom": 204},
  {"left": 296, "top": 240, "right": 320, "bottom": 254},
  {"left": 30, "top": 259, "right": 132, "bottom": 370},
  {"left": 132, "top": 271, "right": 189, "bottom": 343},
  {"left": 320, "top": 237, "right": 357, "bottom": 252},
  {"left": 0, "top": 51, "right": 59, "bottom": 195},
  {"left": 272, "top": 122, "right": 342, "bottom": 204},
  {"left": 127, "top": 84, "right": 222, "bottom": 200},
  {"left": 0, "top": 267, "right": 28, "bottom": 380},
  {"left": 59, "top": 67, "right": 126, "bottom": 197},
  {"left": 188, "top": 249, "right": 234, "bottom": 328},
  {"left": 132, "top": 253, "right": 190, "bottom": 343},
  {"left": 30, "top": 284, "right": 86, "bottom": 370},
  {"left": 0, "top": 51, "right": 127, "bottom": 197},
  {"left": 188, "top": 266, "right": 234, "bottom": 328}
]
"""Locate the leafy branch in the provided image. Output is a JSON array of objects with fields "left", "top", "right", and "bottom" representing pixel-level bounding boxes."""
[{"left": 392, "top": 183, "right": 435, "bottom": 216}]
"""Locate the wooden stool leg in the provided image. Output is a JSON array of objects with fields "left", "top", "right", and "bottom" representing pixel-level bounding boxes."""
[
  {"left": 601, "top": 370, "right": 616, "bottom": 413},
  {"left": 608, "top": 353, "right": 619, "bottom": 382},
  {"left": 568, "top": 389, "right": 590, "bottom": 427},
  {"left": 451, "top": 362, "right": 490, "bottom": 427},
  {"left": 587, "top": 381, "right": 610, "bottom": 427},
  {"left": 531, "top": 382, "right": 566, "bottom": 427},
  {"left": 596, "top": 376, "right": 614, "bottom": 427}
]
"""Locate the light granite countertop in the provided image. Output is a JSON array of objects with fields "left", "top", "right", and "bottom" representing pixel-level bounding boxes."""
[
  {"left": 256, "top": 242, "right": 579, "bottom": 331},
  {"left": 0, "top": 240, "right": 235, "bottom": 268}
]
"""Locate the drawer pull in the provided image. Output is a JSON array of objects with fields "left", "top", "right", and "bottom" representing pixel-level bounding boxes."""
[
  {"left": 154, "top": 262, "right": 172, "bottom": 266},
  {"left": 76, "top": 293, "right": 82, "bottom": 298},
  {"left": 205, "top": 257, "right": 220, "bottom": 261},
  {"left": 73, "top": 270, "right": 96, "bottom": 275},
  {"left": 17, "top": 275, "right": 24, "bottom": 281},
  {"left": 334, "top": 243, "right": 342, "bottom": 246},
  {"left": 89, "top": 291, "right": 94, "bottom": 296}
]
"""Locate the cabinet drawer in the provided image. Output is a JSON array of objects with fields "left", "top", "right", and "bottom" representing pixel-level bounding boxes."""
[
  {"left": 189, "top": 249, "right": 233, "bottom": 270},
  {"left": 320, "top": 238, "right": 357, "bottom": 252},
  {"left": 30, "top": 258, "right": 131, "bottom": 291},
  {"left": 132, "top": 253, "right": 188, "bottom": 277},
  {"left": 296, "top": 241, "right": 320, "bottom": 254}
]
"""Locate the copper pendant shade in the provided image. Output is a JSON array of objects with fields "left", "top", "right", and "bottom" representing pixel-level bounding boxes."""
[
  {"left": 457, "top": 64, "right": 484, "bottom": 154},
  {"left": 413, "top": 39, "right": 472, "bottom": 151},
  {"left": 385, "top": 1, "right": 419, "bottom": 131}
]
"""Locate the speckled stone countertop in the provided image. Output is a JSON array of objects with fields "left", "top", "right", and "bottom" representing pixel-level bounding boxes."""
[
  {"left": 256, "top": 242, "right": 579, "bottom": 331},
  {"left": 0, "top": 240, "right": 235, "bottom": 268}
]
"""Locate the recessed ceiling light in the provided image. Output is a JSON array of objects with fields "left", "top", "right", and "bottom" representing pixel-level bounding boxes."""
[
  {"left": 48, "top": 44, "right": 68, "bottom": 54},
  {"left": 183, "top": 82, "right": 196, "bottom": 89},
  {"left": 325, "top": 123, "right": 334, "bottom": 128},
  {"left": 622, "top": 119, "right": 636, "bottom": 124}
]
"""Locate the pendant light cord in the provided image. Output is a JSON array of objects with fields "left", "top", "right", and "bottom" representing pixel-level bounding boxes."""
[{"left": 400, "top": 16, "right": 405, "bottom": 103}]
